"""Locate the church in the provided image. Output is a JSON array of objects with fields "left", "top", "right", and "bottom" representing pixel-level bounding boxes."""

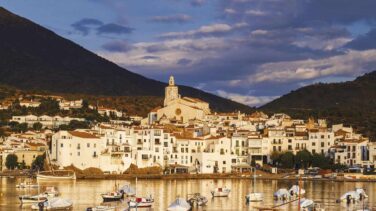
[{"left": 145, "top": 76, "right": 211, "bottom": 125}]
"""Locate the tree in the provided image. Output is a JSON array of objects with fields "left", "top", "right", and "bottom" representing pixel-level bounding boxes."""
[
  {"left": 280, "top": 151, "right": 295, "bottom": 169},
  {"left": 32, "top": 122, "right": 43, "bottom": 131},
  {"left": 270, "top": 151, "right": 281, "bottom": 166},
  {"left": 37, "top": 98, "right": 60, "bottom": 115},
  {"left": 311, "top": 153, "right": 331, "bottom": 169},
  {"left": 295, "top": 150, "right": 312, "bottom": 169},
  {"left": 31, "top": 154, "right": 45, "bottom": 171},
  {"left": 5, "top": 154, "right": 18, "bottom": 170},
  {"left": 18, "top": 123, "right": 28, "bottom": 133}
]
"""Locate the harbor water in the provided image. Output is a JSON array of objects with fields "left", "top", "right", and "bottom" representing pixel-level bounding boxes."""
[{"left": 0, "top": 177, "right": 375, "bottom": 210}]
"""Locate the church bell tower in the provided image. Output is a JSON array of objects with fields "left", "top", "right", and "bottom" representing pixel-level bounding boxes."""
[{"left": 164, "top": 75, "right": 179, "bottom": 106}]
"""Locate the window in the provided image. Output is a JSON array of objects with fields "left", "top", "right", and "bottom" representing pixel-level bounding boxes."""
[
  {"left": 94, "top": 144, "right": 96, "bottom": 148},
  {"left": 321, "top": 142, "right": 324, "bottom": 147},
  {"left": 288, "top": 139, "right": 292, "bottom": 143},
  {"left": 288, "top": 145, "right": 292, "bottom": 150},
  {"left": 60, "top": 143, "right": 63, "bottom": 148},
  {"left": 77, "top": 152, "right": 80, "bottom": 156},
  {"left": 223, "top": 161, "right": 226, "bottom": 164},
  {"left": 87, "top": 143, "right": 90, "bottom": 148},
  {"left": 312, "top": 142, "right": 316, "bottom": 146},
  {"left": 77, "top": 144, "right": 80, "bottom": 150},
  {"left": 164, "top": 142, "right": 168, "bottom": 147}
]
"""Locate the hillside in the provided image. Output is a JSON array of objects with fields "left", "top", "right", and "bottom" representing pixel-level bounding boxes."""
[
  {"left": 261, "top": 71, "right": 376, "bottom": 140},
  {"left": 0, "top": 7, "right": 252, "bottom": 114}
]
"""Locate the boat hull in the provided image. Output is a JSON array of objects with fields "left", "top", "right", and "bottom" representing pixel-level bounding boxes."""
[
  {"left": 37, "top": 174, "right": 76, "bottom": 181},
  {"left": 246, "top": 193, "right": 263, "bottom": 202}
]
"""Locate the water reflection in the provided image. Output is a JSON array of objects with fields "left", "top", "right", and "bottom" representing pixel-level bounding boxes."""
[{"left": 0, "top": 177, "right": 374, "bottom": 210}]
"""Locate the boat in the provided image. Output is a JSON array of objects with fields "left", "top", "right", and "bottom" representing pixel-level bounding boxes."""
[
  {"left": 101, "top": 191, "right": 124, "bottom": 202},
  {"left": 37, "top": 170, "right": 76, "bottom": 181},
  {"left": 128, "top": 196, "right": 154, "bottom": 208},
  {"left": 300, "top": 198, "right": 314, "bottom": 210},
  {"left": 31, "top": 198, "right": 73, "bottom": 210},
  {"left": 273, "top": 188, "right": 290, "bottom": 200},
  {"left": 86, "top": 205, "right": 116, "bottom": 211},
  {"left": 16, "top": 181, "right": 39, "bottom": 189},
  {"left": 246, "top": 168, "right": 263, "bottom": 202},
  {"left": 37, "top": 151, "right": 76, "bottom": 181},
  {"left": 187, "top": 193, "right": 208, "bottom": 206},
  {"left": 338, "top": 188, "right": 368, "bottom": 204},
  {"left": 167, "top": 198, "right": 191, "bottom": 211},
  {"left": 355, "top": 188, "right": 368, "bottom": 199},
  {"left": 119, "top": 184, "right": 136, "bottom": 197},
  {"left": 211, "top": 187, "right": 231, "bottom": 197},
  {"left": 19, "top": 194, "right": 48, "bottom": 204},
  {"left": 300, "top": 199, "right": 326, "bottom": 211},
  {"left": 43, "top": 186, "right": 59, "bottom": 197},
  {"left": 289, "top": 185, "right": 306, "bottom": 197}
]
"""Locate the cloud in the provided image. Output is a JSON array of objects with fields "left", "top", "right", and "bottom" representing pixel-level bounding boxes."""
[
  {"left": 245, "top": 9, "right": 267, "bottom": 16},
  {"left": 97, "top": 23, "right": 133, "bottom": 35},
  {"left": 215, "top": 90, "right": 278, "bottom": 107},
  {"left": 346, "top": 28, "right": 376, "bottom": 50},
  {"left": 191, "top": 0, "right": 205, "bottom": 7},
  {"left": 71, "top": 18, "right": 103, "bottom": 35},
  {"left": 150, "top": 14, "right": 192, "bottom": 24},
  {"left": 102, "top": 40, "right": 132, "bottom": 52},
  {"left": 249, "top": 49, "right": 376, "bottom": 83},
  {"left": 177, "top": 58, "right": 192, "bottom": 66},
  {"left": 159, "top": 22, "right": 247, "bottom": 38}
]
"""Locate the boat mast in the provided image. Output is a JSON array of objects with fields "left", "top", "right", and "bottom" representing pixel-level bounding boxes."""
[{"left": 297, "top": 174, "right": 302, "bottom": 211}]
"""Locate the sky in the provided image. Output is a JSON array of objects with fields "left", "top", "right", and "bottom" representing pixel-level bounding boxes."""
[{"left": 2, "top": 0, "right": 376, "bottom": 107}]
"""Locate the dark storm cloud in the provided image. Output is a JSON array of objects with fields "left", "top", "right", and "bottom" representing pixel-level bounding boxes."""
[
  {"left": 97, "top": 23, "right": 133, "bottom": 35},
  {"left": 150, "top": 14, "right": 192, "bottom": 24},
  {"left": 346, "top": 28, "right": 376, "bottom": 50},
  {"left": 71, "top": 18, "right": 103, "bottom": 35},
  {"left": 102, "top": 40, "right": 132, "bottom": 52}
]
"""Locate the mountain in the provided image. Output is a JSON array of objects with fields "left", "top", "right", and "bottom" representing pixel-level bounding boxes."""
[
  {"left": 261, "top": 71, "right": 376, "bottom": 140},
  {"left": 0, "top": 7, "right": 252, "bottom": 113}
]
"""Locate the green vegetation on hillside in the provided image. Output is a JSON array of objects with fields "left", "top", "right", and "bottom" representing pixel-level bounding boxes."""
[{"left": 262, "top": 71, "right": 376, "bottom": 141}]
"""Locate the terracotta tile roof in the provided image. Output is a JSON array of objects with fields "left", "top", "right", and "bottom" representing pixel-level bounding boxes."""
[{"left": 68, "top": 131, "right": 99, "bottom": 139}]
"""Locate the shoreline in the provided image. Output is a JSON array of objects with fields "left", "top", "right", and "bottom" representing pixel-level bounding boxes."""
[{"left": 2, "top": 172, "right": 376, "bottom": 182}]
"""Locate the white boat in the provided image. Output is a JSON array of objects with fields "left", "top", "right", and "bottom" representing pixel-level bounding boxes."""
[
  {"left": 16, "top": 181, "right": 39, "bottom": 188},
  {"left": 289, "top": 185, "right": 306, "bottom": 197},
  {"left": 37, "top": 170, "right": 76, "bottom": 180},
  {"left": 211, "top": 187, "right": 231, "bottom": 197},
  {"left": 43, "top": 186, "right": 59, "bottom": 197},
  {"left": 167, "top": 198, "right": 191, "bottom": 211},
  {"left": 339, "top": 191, "right": 360, "bottom": 203},
  {"left": 339, "top": 188, "right": 368, "bottom": 203},
  {"left": 19, "top": 194, "right": 48, "bottom": 204},
  {"left": 119, "top": 184, "right": 136, "bottom": 197},
  {"left": 31, "top": 198, "right": 73, "bottom": 210},
  {"left": 355, "top": 188, "right": 368, "bottom": 199},
  {"left": 246, "top": 169, "right": 263, "bottom": 202},
  {"left": 274, "top": 188, "right": 290, "bottom": 200},
  {"left": 128, "top": 196, "right": 154, "bottom": 208},
  {"left": 101, "top": 191, "right": 124, "bottom": 202},
  {"left": 86, "top": 205, "right": 116, "bottom": 211},
  {"left": 300, "top": 198, "right": 314, "bottom": 210},
  {"left": 188, "top": 193, "right": 208, "bottom": 206}
]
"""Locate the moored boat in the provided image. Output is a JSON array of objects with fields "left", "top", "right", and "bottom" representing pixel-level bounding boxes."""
[
  {"left": 19, "top": 194, "right": 48, "bottom": 204},
  {"left": 273, "top": 188, "right": 290, "bottom": 200},
  {"left": 187, "top": 193, "right": 208, "bottom": 206},
  {"left": 246, "top": 169, "right": 263, "bottom": 202},
  {"left": 31, "top": 197, "right": 73, "bottom": 210},
  {"left": 289, "top": 185, "right": 306, "bottom": 197},
  {"left": 167, "top": 198, "right": 191, "bottom": 211},
  {"left": 128, "top": 196, "right": 154, "bottom": 208},
  {"left": 101, "top": 191, "right": 124, "bottom": 202},
  {"left": 211, "top": 187, "right": 231, "bottom": 197},
  {"left": 36, "top": 170, "right": 76, "bottom": 181},
  {"left": 43, "top": 186, "right": 59, "bottom": 197},
  {"left": 86, "top": 205, "right": 116, "bottom": 211}
]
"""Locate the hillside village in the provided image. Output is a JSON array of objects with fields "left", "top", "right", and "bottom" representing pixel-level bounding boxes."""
[{"left": 0, "top": 76, "right": 375, "bottom": 175}]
